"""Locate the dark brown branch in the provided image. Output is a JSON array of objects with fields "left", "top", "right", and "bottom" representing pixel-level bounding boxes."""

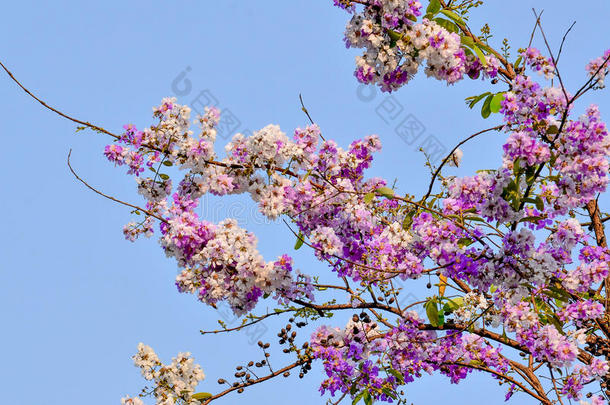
[
  {"left": 449, "top": 361, "right": 551, "bottom": 404},
  {"left": 202, "top": 360, "right": 303, "bottom": 404}
]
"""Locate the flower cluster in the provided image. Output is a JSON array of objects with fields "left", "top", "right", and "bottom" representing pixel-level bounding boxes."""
[
  {"left": 453, "top": 292, "right": 488, "bottom": 323},
  {"left": 103, "top": 100, "right": 318, "bottom": 315},
  {"left": 563, "top": 246, "right": 610, "bottom": 293},
  {"left": 110, "top": 90, "right": 610, "bottom": 403},
  {"left": 311, "top": 312, "right": 509, "bottom": 401},
  {"left": 122, "top": 343, "right": 205, "bottom": 405},
  {"left": 335, "top": 1, "right": 498, "bottom": 91},
  {"left": 586, "top": 48, "right": 610, "bottom": 88},
  {"left": 107, "top": 34, "right": 610, "bottom": 403},
  {"left": 520, "top": 47, "right": 555, "bottom": 79}
]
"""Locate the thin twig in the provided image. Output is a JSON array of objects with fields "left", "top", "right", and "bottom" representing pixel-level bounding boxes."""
[
  {"left": 202, "top": 360, "right": 304, "bottom": 404},
  {"left": 67, "top": 150, "right": 166, "bottom": 223},
  {"left": 0, "top": 60, "right": 120, "bottom": 139},
  {"left": 527, "top": 10, "right": 543, "bottom": 48},
  {"left": 299, "top": 93, "right": 325, "bottom": 141},
  {"left": 555, "top": 21, "right": 576, "bottom": 65},
  {"left": 422, "top": 125, "right": 502, "bottom": 202}
]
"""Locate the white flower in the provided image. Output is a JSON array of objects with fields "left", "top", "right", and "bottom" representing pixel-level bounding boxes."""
[
  {"left": 121, "top": 395, "right": 145, "bottom": 405},
  {"left": 447, "top": 148, "right": 463, "bottom": 167}
]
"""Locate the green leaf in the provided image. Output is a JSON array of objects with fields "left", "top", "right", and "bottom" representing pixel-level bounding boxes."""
[
  {"left": 375, "top": 187, "right": 395, "bottom": 199},
  {"left": 457, "top": 237, "right": 474, "bottom": 248},
  {"left": 425, "top": 299, "right": 441, "bottom": 327},
  {"left": 364, "top": 192, "right": 375, "bottom": 204},
  {"left": 162, "top": 160, "right": 173, "bottom": 167},
  {"left": 426, "top": 0, "right": 442, "bottom": 15},
  {"left": 387, "top": 368, "right": 405, "bottom": 384},
  {"left": 294, "top": 232, "right": 304, "bottom": 250},
  {"left": 525, "top": 165, "right": 537, "bottom": 185},
  {"left": 513, "top": 157, "right": 521, "bottom": 177},
  {"left": 192, "top": 392, "right": 212, "bottom": 401},
  {"left": 472, "top": 45, "right": 487, "bottom": 66},
  {"left": 437, "top": 311, "right": 445, "bottom": 326},
  {"left": 466, "top": 92, "right": 491, "bottom": 109},
  {"left": 443, "top": 297, "right": 464, "bottom": 313},
  {"left": 440, "top": 9, "right": 464, "bottom": 24},
  {"left": 363, "top": 390, "right": 373, "bottom": 405},
  {"left": 459, "top": 35, "right": 475, "bottom": 49},
  {"left": 519, "top": 216, "right": 544, "bottom": 223},
  {"left": 462, "top": 47, "right": 474, "bottom": 58},
  {"left": 433, "top": 17, "right": 459, "bottom": 33},
  {"left": 402, "top": 209, "right": 417, "bottom": 230},
  {"left": 490, "top": 93, "right": 504, "bottom": 113},
  {"left": 476, "top": 42, "right": 494, "bottom": 54},
  {"left": 547, "top": 285, "right": 571, "bottom": 303},
  {"left": 546, "top": 314, "right": 565, "bottom": 334},
  {"left": 159, "top": 173, "right": 170, "bottom": 180},
  {"left": 514, "top": 55, "right": 523, "bottom": 70},
  {"left": 352, "top": 391, "right": 364, "bottom": 405},
  {"left": 350, "top": 381, "right": 359, "bottom": 396},
  {"left": 462, "top": 215, "right": 487, "bottom": 223},
  {"left": 480, "top": 94, "right": 494, "bottom": 119},
  {"left": 75, "top": 126, "right": 87, "bottom": 132},
  {"left": 387, "top": 30, "right": 402, "bottom": 42},
  {"left": 382, "top": 388, "right": 397, "bottom": 400}
]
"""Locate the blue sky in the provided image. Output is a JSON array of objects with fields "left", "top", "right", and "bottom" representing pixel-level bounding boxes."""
[{"left": 1, "top": 1, "right": 610, "bottom": 404}]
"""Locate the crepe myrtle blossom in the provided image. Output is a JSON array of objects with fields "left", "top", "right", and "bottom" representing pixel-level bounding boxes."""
[
  {"left": 520, "top": 47, "right": 555, "bottom": 79},
  {"left": 105, "top": 66, "right": 610, "bottom": 402},
  {"left": 106, "top": 84, "right": 610, "bottom": 402},
  {"left": 447, "top": 147, "right": 463, "bottom": 167},
  {"left": 586, "top": 48, "right": 610, "bottom": 88},
  {"left": 70, "top": 3, "right": 610, "bottom": 403},
  {"left": 335, "top": 0, "right": 499, "bottom": 91},
  {"left": 311, "top": 312, "right": 509, "bottom": 400},
  {"left": 121, "top": 396, "right": 144, "bottom": 405},
  {"left": 123, "top": 343, "right": 205, "bottom": 405}
]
